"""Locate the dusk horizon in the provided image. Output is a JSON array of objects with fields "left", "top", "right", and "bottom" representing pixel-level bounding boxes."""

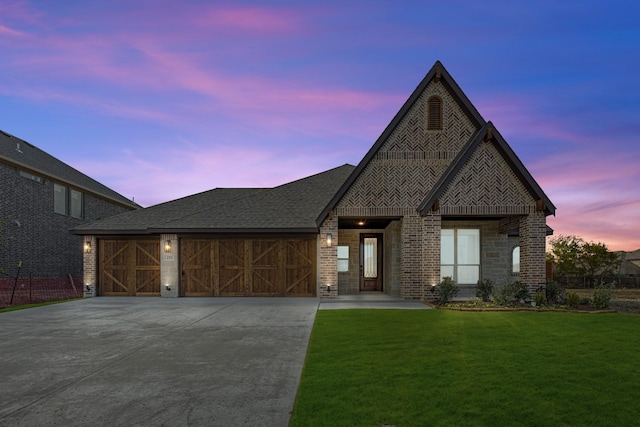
[{"left": 2, "top": 1, "right": 638, "bottom": 251}]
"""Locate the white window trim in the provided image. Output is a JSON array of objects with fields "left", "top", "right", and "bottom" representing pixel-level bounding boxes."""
[{"left": 441, "top": 228, "right": 481, "bottom": 285}]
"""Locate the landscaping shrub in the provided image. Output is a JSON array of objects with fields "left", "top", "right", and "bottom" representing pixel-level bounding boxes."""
[
  {"left": 476, "top": 279, "right": 494, "bottom": 302},
  {"left": 545, "top": 281, "right": 566, "bottom": 304},
  {"left": 438, "top": 277, "right": 459, "bottom": 305},
  {"left": 534, "top": 291, "right": 546, "bottom": 307},
  {"left": 592, "top": 281, "right": 615, "bottom": 309},
  {"left": 566, "top": 292, "right": 580, "bottom": 308},
  {"left": 494, "top": 281, "right": 530, "bottom": 306}
]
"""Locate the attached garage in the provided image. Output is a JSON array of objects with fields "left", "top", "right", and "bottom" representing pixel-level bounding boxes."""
[
  {"left": 181, "top": 238, "right": 316, "bottom": 297},
  {"left": 99, "top": 239, "right": 161, "bottom": 296}
]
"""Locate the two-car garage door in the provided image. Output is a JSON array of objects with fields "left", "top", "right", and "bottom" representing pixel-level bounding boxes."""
[
  {"left": 180, "top": 238, "right": 316, "bottom": 297},
  {"left": 98, "top": 238, "right": 316, "bottom": 297}
]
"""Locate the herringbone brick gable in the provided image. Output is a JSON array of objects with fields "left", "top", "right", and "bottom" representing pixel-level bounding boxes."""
[
  {"left": 438, "top": 141, "right": 536, "bottom": 215},
  {"left": 336, "top": 80, "right": 479, "bottom": 216}
]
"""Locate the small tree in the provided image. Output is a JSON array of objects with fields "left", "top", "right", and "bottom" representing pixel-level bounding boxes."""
[
  {"left": 548, "top": 235, "right": 621, "bottom": 287},
  {"left": 438, "top": 277, "right": 459, "bottom": 305}
]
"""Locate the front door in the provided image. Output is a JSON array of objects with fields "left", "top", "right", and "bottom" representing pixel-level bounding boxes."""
[{"left": 360, "top": 233, "right": 383, "bottom": 292}]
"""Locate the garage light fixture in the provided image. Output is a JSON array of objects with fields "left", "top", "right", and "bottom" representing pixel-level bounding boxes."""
[
  {"left": 326, "top": 233, "right": 332, "bottom": 247},
  {"left": 84, "top": 240, "right": 92, "bottom": 254},
  {"left": 164, "top": 240, "right": 172, "bottom": 253}
]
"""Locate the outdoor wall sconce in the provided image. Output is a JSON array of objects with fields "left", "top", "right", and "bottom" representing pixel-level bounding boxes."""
[
  {"left": 165, "top": 285, "right": 171, "bottom": 291},
  {"left": 327, "top": 285, "right": 332, "bottom": 293},
  {"left": 84, "top": 240, "right": 92, "bottom": 254},
  {"left": 326, "top": 233, "right": 332, "bottom": 247},
  {"left": 430, "top": 284, "right": 437, "bottom": 293},
  {"left": 164, "top": 240, "right": 172, "bottom": 253}
]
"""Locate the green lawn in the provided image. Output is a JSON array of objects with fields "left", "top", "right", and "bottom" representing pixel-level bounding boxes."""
[{"left": 290, "top": 310, "right": 640, "bottom": 427}]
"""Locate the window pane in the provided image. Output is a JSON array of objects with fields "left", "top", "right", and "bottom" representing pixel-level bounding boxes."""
[
  {"left": 441, "top": 265, "right": 454, "bottom": 281},
  {"left": 70, "top": 189, "right": 83, "bottom": 219},
  {"left": 337, "top": 246, "right": 349, "bottom": 259},
  {"left": 364, "top": 238, "right": 377, "bottom": 278},
  {"left": 512, "top": 246, "right": 520, "bottom": 273},
  {"left": 457, "top": 229, "right": 479, "bottom": 264},
  {"left": 441, "top": 229, "right": 455, "bottom": 264},
  {"left": 457, "top": 266, "right": 479, "bottom": 284},
  {"left": 338, "top": 260, "right": 349, "bottom": 272},
  {"left": 54, "top": 184, "right": 67, "bottom": 215}
]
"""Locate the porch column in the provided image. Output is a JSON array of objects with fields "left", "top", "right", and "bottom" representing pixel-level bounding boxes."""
[
  {"left": 400, "top": 214, "right": 422, "bottom": 299},
  {"left": 160, "top": 234, "right": 179, "bottom": 297},
  {"left": 519, "top": 212, "right": 547, "bottom": 294},
  {"left": 422, "top": 213, "right": 441, "bottom": 298},
  {"left": 83, "top": 235, "right": 97, "bottom": 297},
  {"left": 319, "top": 216, "right": 338, "bottom": 297}
]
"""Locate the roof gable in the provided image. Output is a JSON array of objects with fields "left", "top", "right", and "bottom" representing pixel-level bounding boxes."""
[
  {"left": 418, "top": 123, "right": 556, "bottom": 216},
  {"left": 318, "top": 60, "right": 485, "bottom": 224},
  {"left": 0, "top": 129, "right": 138, "bottom": 209}
]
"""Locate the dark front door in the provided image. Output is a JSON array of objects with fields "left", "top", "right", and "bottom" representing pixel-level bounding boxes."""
[{"left": 360, "top": 233, "right": 383, "bottom": 292}]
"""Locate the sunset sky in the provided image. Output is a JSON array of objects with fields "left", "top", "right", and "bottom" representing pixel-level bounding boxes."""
[{"left": 1, "top": 0, "right": 638, "bottom": 251}]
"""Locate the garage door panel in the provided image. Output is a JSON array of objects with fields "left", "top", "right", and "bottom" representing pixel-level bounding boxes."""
[
  {"left": 99, "top": 240, "right": 160, "bottom": 296},
  {"left": 181, "top": 237, "right": 316, "bottom": 297}
]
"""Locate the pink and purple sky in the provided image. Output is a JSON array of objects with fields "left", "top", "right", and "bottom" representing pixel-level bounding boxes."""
[{"left": 1, "top": 0, "right": 639, "bottom": 251}]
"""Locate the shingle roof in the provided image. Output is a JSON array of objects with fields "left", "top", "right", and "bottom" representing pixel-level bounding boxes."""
[
  {"left": 0, "top": 129, "right": 139, "bottom": 209},
  {"left": 73, "top": 164, "right": 355, "bottom": 235}
]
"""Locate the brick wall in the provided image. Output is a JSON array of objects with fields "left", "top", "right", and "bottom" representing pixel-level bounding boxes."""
[
  {"left": 519, "top": 213, "right": 547, "bottom": 293},
  {"left": 318, "top": 217, "right": 338, "bottom": 297},
  {"left": 1, "top": 162, "right": 134, "bottom": 280}
]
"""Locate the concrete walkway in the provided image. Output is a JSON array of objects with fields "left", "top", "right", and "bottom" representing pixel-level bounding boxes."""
[
  {"left": 0, "top": 295, "right": 428, "bottom": 426},
  {"left": 319, "top": 293, "right": 431, "bottom": 310}
]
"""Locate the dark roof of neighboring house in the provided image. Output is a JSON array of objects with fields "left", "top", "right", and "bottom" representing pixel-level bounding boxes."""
[
  {"left": 73, "top": 164, "right": 355, "bottom": 235},
  {"left": 0, "top": 129, "right": 139, "bottom": 209},
  {"left": 418, "top": 122, "right": 556, "bottom": 216}
]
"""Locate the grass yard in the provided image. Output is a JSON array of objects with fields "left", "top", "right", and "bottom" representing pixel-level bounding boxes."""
[{"left": 290, "top": 310, "right": 640, "bottom": 426}]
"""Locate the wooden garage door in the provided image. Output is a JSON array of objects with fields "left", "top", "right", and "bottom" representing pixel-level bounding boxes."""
[
  {"left": 99, "top": 240, "right": 161, "bottom": 296},
  {"left": 181, "top": 238, "right": 316, "bottom": 297}
]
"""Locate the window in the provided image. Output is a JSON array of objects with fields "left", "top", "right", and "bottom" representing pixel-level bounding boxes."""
[
  {"left": 427, "top": 95, "right": 443, "bottom": 130},
  {"left": 441, "top": 229, "right": 480, "bottom": 284},
  {"left": 337, "top": 246, "right": 349, "bottom": 272},
  {"left": 20, "top": 170, "right": 43, "bottom": 183},
  {"left": 54, "top": 183, "right": 68, "bottom": 215},
  {"left": 70, "top": 189, "right": 83, "bottom": 219},
  {"left": 512, "top": 246, "right": 520, "bottom": 274}
]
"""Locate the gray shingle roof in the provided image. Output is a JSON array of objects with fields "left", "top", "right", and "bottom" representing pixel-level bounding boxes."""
[
  {"left": 0, "top": 129, "right": 139, "bottom": 209},
  {"left": 73, "top": 164, "right": 355, "bottom": 235}
]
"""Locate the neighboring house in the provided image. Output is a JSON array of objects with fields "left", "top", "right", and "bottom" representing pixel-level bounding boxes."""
[
  {"left": 0, "top": 130, "right": 139, "bottom": 283},
  {"left": 73, "top": 61, "right": 555, "bottom": 299},
  {"left": 618, "top": 249, "right": 640, "bottom": 276}
]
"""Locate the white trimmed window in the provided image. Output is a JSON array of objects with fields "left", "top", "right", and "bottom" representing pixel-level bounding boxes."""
[
  {"left": 441, "top": 229, "right": 480, "bottom": 284},
  {"left": 512, "top": 246, "right": 520, "bottom": 274},
  {"left": 337, "top": 246, "right": 349, "bottom": 272}
]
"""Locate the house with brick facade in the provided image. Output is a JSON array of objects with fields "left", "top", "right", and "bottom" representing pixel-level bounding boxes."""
[
  {"left": 0, "top": 130, "right": 139, "bottom": 286},
  {"left": 73, "top": 61, "right": 555, "bottom": 299}
]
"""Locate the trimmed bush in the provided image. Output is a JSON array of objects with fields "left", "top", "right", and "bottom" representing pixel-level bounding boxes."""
[
  {"left": 566, "top": 292, "right": 580, "bottom": 308},
  {"left": 494, "top": 281, "right": 531, "bottom": 306},
  {"left": 534, "top": 291, "right": 546, "bottom": 307},
  {"left": 592, "top": 281, "right": 615, "bottom": 309},
  {"left": 545, "top": 281, "right": 566, "bottom": 304},
  {"left": 438, "top": 277, "right": 459, "bottom": 305},
  {"left": 476, "top": 279, "right": 494, "bottom": 302}
]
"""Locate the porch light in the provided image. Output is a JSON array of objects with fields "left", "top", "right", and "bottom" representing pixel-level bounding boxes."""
[
  {"left": 84, "top": 240, "right": 92, "bottom": 254},
  {"left": 326, "top": 233, "right": 332, "bottom": 247},
  {"left": 164, "top": 240, "right": 172, "bottom": 253},
  {"left": 358, "top": 220, "right": 365, "bottom": 226},
  {"left": 430, "top": 284, "right": 437, "bottom": 293},
  {"left": 327, "top": 284, "right": 332, "bottom": 293},
  {"left": 165, "top": 284, "right": 171, "bottom": 291}
]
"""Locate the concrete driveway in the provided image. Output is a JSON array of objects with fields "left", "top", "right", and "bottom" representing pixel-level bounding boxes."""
[{"left": 0, "top": 297, "right": 319, "bottom": 426}]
